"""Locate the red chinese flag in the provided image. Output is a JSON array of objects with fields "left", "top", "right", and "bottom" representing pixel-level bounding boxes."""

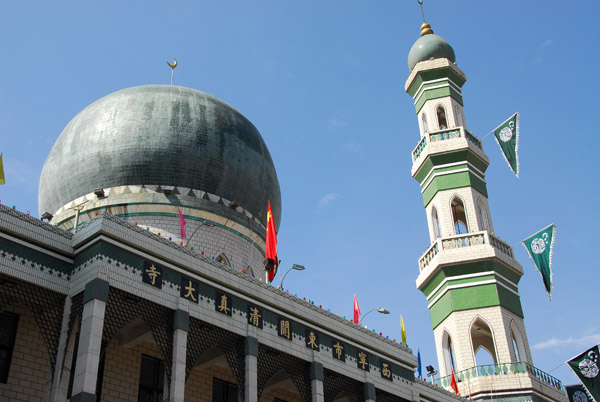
[
  {"left": 450, "top": 370, "right": 459, "bottom": 395},
  {"left": 265, "top": 201, "right": 278, "bottom": 282},
  {"left": 353, "top": 294, "right": 361, "bottom": 324}
]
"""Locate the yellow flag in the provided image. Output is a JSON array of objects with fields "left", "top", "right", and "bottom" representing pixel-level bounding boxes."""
[
  {"left": 401, "top": 315, "right": 407, "bottom": 346},
  {"left": 0, "top": 154, "right": 4, "bottom": 185}
]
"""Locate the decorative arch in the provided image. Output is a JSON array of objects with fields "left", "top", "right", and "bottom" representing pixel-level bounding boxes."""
[
  {"left": 510, "top": 320, "right": 528, "bottom": 363},
  {"left": 436, "top": 104, "right": 448, "bottom": 130},
  {"left": 242, "top": 265, "right": 255, "bottom": 277},
  {"left": 450, "top": 195, "right": 469, "bottom": 234},
  {"left": 442, "top": 330, "right": 456, "bottom": 375},
  {"left": 422, "top": 112, "right": 429, "bottom": 135},
  {"left": 431, "top": 205, "right": 441, "bottom": 240},
  {"left": 476, "top": 197, "right": 490, "bottom": 231},
  {"left": 469, "top": 316, "right": 499, "bottom": 365},
  {"left": 215, "top": 253, "right": 231, "bottom": 267}
]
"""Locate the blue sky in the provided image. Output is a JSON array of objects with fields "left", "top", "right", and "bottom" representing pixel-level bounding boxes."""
[{"left": 1, "top": 0, "right": 599, "bottom": 387}]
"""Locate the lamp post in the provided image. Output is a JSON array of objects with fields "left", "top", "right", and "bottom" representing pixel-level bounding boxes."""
[
  {"left": 279, "top": 264, "right": 305, "bottom": 289},
  {"left": 358, "top": 307, "right": 390, "bottom": 325},
  {"left": 426, "top": 365, "right": 438, "bottom": 384},
  {"left": 185, "top": 220, "right": 215, "bottom": 247}
]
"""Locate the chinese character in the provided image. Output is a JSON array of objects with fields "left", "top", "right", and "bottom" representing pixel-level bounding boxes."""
[
  {"left": 249, "top": 307, "right": 261, "bottom": 327},
  {"left": 218, "top": 294, "right": 231, "bottom": 314},
  {"left": 279, "top": 320, "right": 290, "bottom": 340},
  {"left": 306, "top": 330, "right": 319, "bottom": 350},
  {"left": 333, "top": 342, "right": 344, "bottom": 360},
  {"left": 358, "top": 351, "right": 368, "bottom": 370},
  {"left": 145, "top": 264, "right": 161, "bottom": 286},
  {"left": 183, "top": 280, "right": 197, "bottom": 302},
  {"left": 382, "top": 363, "right": 392, "bottom": 379}
]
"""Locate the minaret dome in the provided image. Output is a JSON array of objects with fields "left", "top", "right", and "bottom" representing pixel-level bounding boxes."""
[{"left": 407, "top": 22, "right": 456, "bottom": 71}]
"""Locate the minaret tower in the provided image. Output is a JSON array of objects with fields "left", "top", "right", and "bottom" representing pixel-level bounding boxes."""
[{"left": 405, "top": 22, "right": 566, "bottom": 402}]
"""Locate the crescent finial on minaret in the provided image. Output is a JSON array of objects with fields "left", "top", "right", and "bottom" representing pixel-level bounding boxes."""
[{"left": 167, "top": 59, "right": 178, "bottom": 69}]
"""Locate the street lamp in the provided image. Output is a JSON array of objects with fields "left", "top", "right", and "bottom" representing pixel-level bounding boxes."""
[
  {"left": 358, "top": 307, "right": 390, "bottom": 325},
  {"left": 185, "top": 220, "right": 215, "bottom": 247},
  {"left": 426, "top": 365, "right": 438, "bottom": 383},
  {"left": 279, "top": 264, "right": 305, "bottom": 289}
]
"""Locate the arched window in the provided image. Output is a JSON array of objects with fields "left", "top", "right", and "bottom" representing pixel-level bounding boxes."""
[
  {"left": 477, "top": 198, "right": 490, "bottom": 231},
  {"left": 422, "top": 113, "right": 429, "bottom": 135},
  {"left": 436, "top": 105, "right": 448, "bottom": 130},
  {"left": 451, "top": 196, "right": 468, "bottom": 234},
  {"left": 454, "top": 105, "right": 462, "bottom": 127},
  {"left": 215, "top": 253, "right": 231, "bottom": 267},
  {"left": 442, "top": 331, "right": 456, "bottom": 374},
  {"left": 470, "top": 317, "right": 498, "bottom": 365},
  {"left": 431, "top": 206, "right": 441, "bottom": 239},
  {"left": 242, "top": 266, "right": 255, "bottom": 277},
  {"left": 511, "top": 321, "right": 528, "bottom": 363}
]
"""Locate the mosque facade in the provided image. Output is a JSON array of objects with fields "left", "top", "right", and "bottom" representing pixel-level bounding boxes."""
[{"left": 0, "top": 19, "right": 568, "bottom": 402}]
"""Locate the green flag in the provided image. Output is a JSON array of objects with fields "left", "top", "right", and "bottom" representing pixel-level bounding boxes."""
[
  {"left": 566, "top": 384, "right": 593, "bottom": 402},
  {"left": 567, "top": 345, "right": 600, "bottom": 402},
  {"left": 493, "top": 112, "right": 519, "bottom": 177},
  {"left": 522, "top": 224, "right": 555, "bottom": 299}
]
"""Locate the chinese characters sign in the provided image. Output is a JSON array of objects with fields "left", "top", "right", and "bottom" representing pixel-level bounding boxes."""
[
  {"left": 215, "top": 292, "right": 232, "bottom": 316},
  {"left": 305, "top": 329, "right": 319, "bottom": 351},
  {"left": 248, "top": 305, "right": 263, "bottom": 328},
  {"left": 143, "top": 261, "right": 163, "bottom": 288}
]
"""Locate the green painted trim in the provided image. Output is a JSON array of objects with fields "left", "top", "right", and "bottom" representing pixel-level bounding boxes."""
[
  {"left": 418, "top": 163, "right": 469, "bottom": 187},
  {"left": 426, "top": 274, "right": 496, "bottom": 302},
  {"left": 414, "top": 149, "right": 489, "bottom": 184},
  {"left": 451, "top": 284, "right": 500, "bottom": 309},
  {"left": 421, "top": 260, "right": 522, "bottom": 297},
  {"left": 407, "top": 67, "right": 466, "bottom": 97},
  {"left": 415, "top": 87, "right": 463, "bottom": 115},
  {"left": 421, "top": 172, "right": 488, "bottom": 207},
  {"left": 429, "top": 292, "right": 453, "bottom": 329},
  {"left": 498, "top": 285, "right": 524, "bottom": 317},
  {"left": 414, "top": 87, "right": 463, "bottom": 115}
]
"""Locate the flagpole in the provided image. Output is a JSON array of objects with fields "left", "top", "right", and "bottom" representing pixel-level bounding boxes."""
[{"left": 479, "top": 130, "right": 495, "bottom": 141}]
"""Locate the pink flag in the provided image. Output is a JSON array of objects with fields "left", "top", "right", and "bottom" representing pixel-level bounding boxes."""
[{"left": 178, "top": 208, "right": 187, "bottom": 239}]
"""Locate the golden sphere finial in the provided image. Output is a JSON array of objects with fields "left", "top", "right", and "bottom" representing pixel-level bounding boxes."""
[{"left": 420, "top": 22, "right": 434, "bottom": 36}]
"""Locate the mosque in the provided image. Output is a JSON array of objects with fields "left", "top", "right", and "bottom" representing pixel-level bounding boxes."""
[{"left": 0, "top": 18, "right": 569, "bottom": 402}]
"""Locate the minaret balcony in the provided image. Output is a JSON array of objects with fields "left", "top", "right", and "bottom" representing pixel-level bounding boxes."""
[
  {"left": 416, "top": 230, "right": 522, "bottom": 289},
  {"left": 430, "top": 362, "right": 567, "bottom": 402},
  {"left": 411, "top": 127, "right": 488, "bottom": 177}
]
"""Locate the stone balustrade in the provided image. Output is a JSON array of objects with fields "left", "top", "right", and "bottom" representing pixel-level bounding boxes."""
[
  {"left": 412, "top": 127, "right": 483, "bottom": 162},
  {"left": 418, "top": 231, "right": 515, "bottom": 271},
  {"left": 431, "top": 362, "right": 564, "bottom": 392}
]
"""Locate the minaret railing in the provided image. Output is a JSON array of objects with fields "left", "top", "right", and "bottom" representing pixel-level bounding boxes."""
[
  {"left": 412, "top": 126, "right": 482, "bottom": 162},
  {"left": 430, "top": 362, "right": 564, "bottom": 392},
  {"left": 419, "top": 230, "right": 514, "bottom": 271}
]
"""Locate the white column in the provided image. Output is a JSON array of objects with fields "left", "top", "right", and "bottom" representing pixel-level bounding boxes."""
[
  {"left": 310, "top": 362, "right": 324, "bottom": 402},
  {"left": 170, "top": 329, "right": 187, "bottom": 402},
  {"left": 46, "top": 297, "right": 71, "bottom": 402},
  {"left": 245, "top": 337, "right": 258, "bottom": 402},
  {"left": 70, "top": 278, "right": 109, "bottom": 402},
  {"left": 364, "top": 382, "right": 376, "bottom": 402},
  {"left": 169, "top": 310, "right": 189, "bottom": 402}
]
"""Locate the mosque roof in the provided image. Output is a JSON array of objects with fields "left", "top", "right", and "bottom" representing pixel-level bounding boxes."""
[{"left": 38, "top": 85, "right": 281, "bottom": 231}]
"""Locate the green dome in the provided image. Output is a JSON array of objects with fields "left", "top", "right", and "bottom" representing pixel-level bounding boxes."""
[
  {"left": 39, "top": 85, "right": 281, "bottom": 231},
  {"left": 408, "top": 33, "right": 456, "bottom": 71}
]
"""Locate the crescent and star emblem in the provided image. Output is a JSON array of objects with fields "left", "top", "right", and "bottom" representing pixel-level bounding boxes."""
[{"left": 167, "top": 59, "right": 178, "bottom": 69}]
